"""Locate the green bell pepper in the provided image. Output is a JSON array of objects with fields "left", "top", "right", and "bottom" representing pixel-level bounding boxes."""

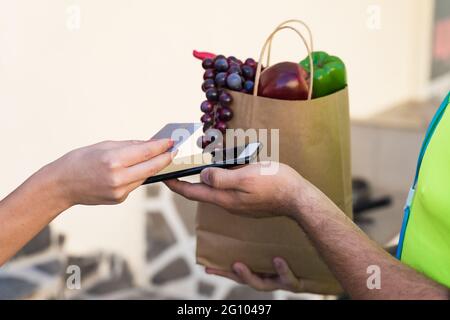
[{"left": 300, "top": 51, "right": 347, "bottom": 98}]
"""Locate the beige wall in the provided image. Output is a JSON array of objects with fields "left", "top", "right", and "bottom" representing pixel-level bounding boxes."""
[{"left": 0, "top": 0, "right": 433, "bottom": 273}]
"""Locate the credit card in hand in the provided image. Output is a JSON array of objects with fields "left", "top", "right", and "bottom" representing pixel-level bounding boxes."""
[{"left": 150, "top": 123, "right": 202, "bottom": 153}]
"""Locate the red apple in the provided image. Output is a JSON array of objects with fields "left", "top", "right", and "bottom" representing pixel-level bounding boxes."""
[{"left": 258, "top": 62, "right": 310, "bottom": 100}]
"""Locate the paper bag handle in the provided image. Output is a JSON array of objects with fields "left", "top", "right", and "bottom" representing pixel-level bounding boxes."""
[
  {"left": 267, "top": 19, "right": 314, "bottom": 67},
  {"left": 254, "top": 25, "right": 314, "bottom": 100}
]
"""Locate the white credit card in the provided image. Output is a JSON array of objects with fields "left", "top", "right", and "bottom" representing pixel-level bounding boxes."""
[{"left": 150, "top": 123, "right": 203, "bottom": 158}]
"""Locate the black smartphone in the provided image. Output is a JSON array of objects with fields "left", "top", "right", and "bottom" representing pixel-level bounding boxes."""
[{"left": 143, "top": 142, "right": 261, "bottom": 184}]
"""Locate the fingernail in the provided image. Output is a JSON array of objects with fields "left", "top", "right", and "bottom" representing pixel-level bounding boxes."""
[
  {"left": 274, "top": 258, "right": 283, "bottom": 270},
  {"left": 233, "top": 264, "right": 242, "bottom": 275},
  {"left": 201, "top": 169, "right": 211, "bottom": 185},
  {"left": 171, "top": 149, "right": 178, "bottom": 159}
]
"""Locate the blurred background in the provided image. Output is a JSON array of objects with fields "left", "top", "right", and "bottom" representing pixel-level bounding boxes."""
[{"left": 0, "top": 0, "right": 449, "bottom": 299}]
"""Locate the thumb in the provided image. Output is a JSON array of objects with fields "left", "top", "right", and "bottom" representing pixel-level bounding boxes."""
[{"left": 200, "top": 167, "right": 236, "bottom": 190}]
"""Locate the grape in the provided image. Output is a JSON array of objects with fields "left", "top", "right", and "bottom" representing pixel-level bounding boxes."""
[
  {"left": 218, "top": 107, "right": 233, "bottom": 121},
  {"left": 228, "top": 61, "right": 240, "bottom": 69},
  {"left": 214, "top": 57, "right": 229, "bottom": 72},
  {"left": 200, "top": 56, "right": 261, "bottom": 146},
  {"left": 226, "top": 73, "right": 243, "bottom": 91},
  {"left": 241, "top": 65, "right": 255, "bottom": 80},
  {"left": 214, "top": 54, "right": 226, "bottom": 62},
  {"left": 219, "top": 91, "right": 233, "bottom": 107},
  {"left": 227, "top": 56, "right": 237, "bottom": 63},
  {"left": 214, "top": 121, "right": 228, "bottom": 134},
  {"left": 203, "top": 123, "right": 212, "bottom": 133},
  {"left": 203, "top": 69, "right": 215, "bottom": 80},
  {"left": 245, "top": 58, "right": 257, "bottom": 68},
  {"left": 205, "top": 128, "right": 221, "bottom": 142},
  {"left": 202, "top": 79, "right": 215, "bottom": 92},
  {"left": 205, "top": 88, "right": 219, "bottom": 101},
  {"left": 215, "top": 72, "right": 227, "bottom": 87},
  {"left": 200, "top": 100, "right": 214, "bottom": 113},
  {"left": 197, "top": 135, "right": 211, "bottom": 148},
  {"left": 213, "top": 110, "right": 221, "bottom": 121},
  {"left": 243, "top": 80, "right": 254, "bottom": 93},
  {"left": 228, "top": 65, "right": 242, "bottom": 75},
  {"left": 202, "top": 58, "right": 214, "bottom": 70},
  {"left": 201, "top": 113, "right": 213, "bottom": 125}
]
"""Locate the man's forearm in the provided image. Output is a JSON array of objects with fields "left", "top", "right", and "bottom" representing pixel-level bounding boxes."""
[
  {"left": 0, "top": 162, "right": 70, "bottom": 265},
  {"left": 292, "top": 187, "right": 449, "bottom": 299}
]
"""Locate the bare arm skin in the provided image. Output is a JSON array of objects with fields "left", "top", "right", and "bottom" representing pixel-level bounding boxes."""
[
  {"left": 291, "top": 177, "right": 449, "bottom": 299},
  {"left": 0, "top": 139, "right": 174, "bottom": 265},
  {"left": 165, "top": 162, "right": 450, "bottom": 299},
  {"left": 0, "top": 163, "right": 70, "bottom": 265}
]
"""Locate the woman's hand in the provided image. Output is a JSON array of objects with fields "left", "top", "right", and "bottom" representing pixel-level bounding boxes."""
[
  {"left": 49, "top": 139, "right": 175, "bottom": 207},
  {"left": 165, "top": 162, "right": 330, "bottom": 219},
  {"left": 0, "top": 138, "right": 175, "bottom": 265}
]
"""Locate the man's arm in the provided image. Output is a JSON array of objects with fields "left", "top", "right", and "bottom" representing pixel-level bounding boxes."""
[
  {"left": 292, "top": 179, "right": 449, "bottom": 299},
  {"left": 0, "top": 139, "right": 174, "bottom": 265},
  {"left": 165, "top": 163, "right": 450, "bottom": 299}
]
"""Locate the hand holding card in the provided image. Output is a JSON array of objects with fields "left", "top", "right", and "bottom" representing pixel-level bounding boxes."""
[{"left": 143, "top": 123, "right": 261, "bottom": 184}]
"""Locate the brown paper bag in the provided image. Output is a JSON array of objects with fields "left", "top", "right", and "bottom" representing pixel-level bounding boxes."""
[{"left": 196, "top": 21, "right": 352, "bottom": 293}]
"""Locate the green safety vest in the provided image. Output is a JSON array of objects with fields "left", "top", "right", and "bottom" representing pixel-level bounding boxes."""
[{"left": 397, "top": 91, "right": 450, "bottom": 288}]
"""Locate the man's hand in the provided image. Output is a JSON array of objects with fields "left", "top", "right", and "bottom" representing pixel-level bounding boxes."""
[
  {"left": 165, "top": 162, "right": 335, "bottom": 219},
  {"left": 206, "top": 257, "right": 342, "bottom": 294},
  {"left": 206, "top": 258, "right": 302, "bottom": 293},
  {"left": 165, "top": 162, "right": 320, "bottom": 219},
  {"left": 166, "top": 162, "right": 450, "bottom": 299},
  {"left": 51, "top": 139, "right": 175, "bottom": 207}
]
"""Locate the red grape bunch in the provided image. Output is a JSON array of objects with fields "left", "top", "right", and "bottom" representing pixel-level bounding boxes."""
[{"left": 199, "top": 54, "right": 258, "bottom": 148}]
